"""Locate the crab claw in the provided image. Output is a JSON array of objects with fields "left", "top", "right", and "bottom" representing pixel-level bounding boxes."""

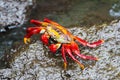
[
  {"left": 49, "top": 43, "right": 61, "bottom": 53},
  {"left": 40, "top": 33, "right": 49, "bottom": 45},
  {"left": 24, "top": 32, "right": 33, "bottom": 44},
  {"left": 24, "top": 37, "right": 31, "bottom": 44},
  {"left": 24, "top": 27, "right": 45, "bottom": 44},
  {"left": 44, "top": 18, "right": 60, "bottom": 26}
]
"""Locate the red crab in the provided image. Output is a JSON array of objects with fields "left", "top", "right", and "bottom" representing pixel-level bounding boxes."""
[{"left": 24, "top": 18, "right": 104, "bottom": 70}]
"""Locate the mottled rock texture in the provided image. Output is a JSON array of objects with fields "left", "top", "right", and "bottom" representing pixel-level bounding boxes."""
[{"left": 0, "top": 0, "right": 33, "bottom": 31}]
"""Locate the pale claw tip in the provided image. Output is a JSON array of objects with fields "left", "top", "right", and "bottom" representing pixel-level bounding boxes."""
[
  {"left": 80, "top": 65, "right": 85, "bottom": 70},
  {"left": 101, "top": 39, "right": 104, "bottom": 43},
  {"left": 96, "top": 58, "right": 99, "bottom": 61},
  {"left": 77, "top": 63, "right": 85, "bottom": 70},
  {"left": 64, "top": 62, "right": 67, "bottom": 70}
]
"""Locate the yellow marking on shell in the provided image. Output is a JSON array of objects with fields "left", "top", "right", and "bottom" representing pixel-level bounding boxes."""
[
  {"left": 46, "top": 20, "right": 69, "bottom": 35},
  {"left": 42, "top": 21, "right": 74, "bottom": 41},
  {"left": 53, "top": 25, "right": 74, "bottom": 41},
  {"left": 56, "top": 25, "right": 67, "bottom": 34},
  {"left": 41, "top": 21, "right": 72, "bottom": 39},
  {"left": 47, "top": 26, "right": 60, "bottom": 39}
]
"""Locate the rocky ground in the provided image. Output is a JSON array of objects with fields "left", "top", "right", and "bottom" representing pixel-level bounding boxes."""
[
  {"left": 0, "top": 0, "right": 34, "bottom": 32},
  {"left": 0, "top": 0, "right": 35, "bottom": 57},
  {"left": 0, "top": 20, "right": 120, "bottom": 80}
]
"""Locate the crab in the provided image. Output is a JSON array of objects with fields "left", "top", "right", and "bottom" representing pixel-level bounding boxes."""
[{"left": 24, "top": 18, "right": 104, "bottom": 70}]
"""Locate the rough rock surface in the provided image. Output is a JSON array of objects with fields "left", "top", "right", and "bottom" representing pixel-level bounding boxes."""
[
  {"left": 0, "top": 21, "right": 120, "bottom": 80},
  {"left": 0, "top": 0, "right": 33, "bottom": 32}
]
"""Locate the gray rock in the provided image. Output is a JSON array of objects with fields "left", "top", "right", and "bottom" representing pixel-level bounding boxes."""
[
  {"left": 0, "top": 0, "right": 34, "bottom": 32},
  {"left": 0, "top": 21, "right": 120, "bottom": 80}
]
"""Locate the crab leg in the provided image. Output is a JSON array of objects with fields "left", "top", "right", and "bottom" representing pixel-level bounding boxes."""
[
  {"left": 31, "top": 19, "right": 49, "bottom": 27},
  {"left": 48, "top": 43, "right": 61, "bottom": 53},
  {"left": 87, "top": 39, "right": 104, "bottom": 47},
  {"left": 44, "top": 18, "right": 61, "bottom": 26},
  {"left": 26, "top": 27, "right": 41, "bottom": 33},
  {"left": 61, "top": 44, "right": 67, "bottom": 70},
  {"left": 24, "top": 27, "right": 45, "bottom": 44},
  {"left": 31, "top": 18, "right": 59, "bottom": 28},
  {"left": 30, "top": 20, "right": 42, "bottom": 26},
  {"left": 74, "top": 36, "right": 104, "bottom": 48},
  {"left": 70, "top": 41, "right": 98, "bottom": 60},
  {"left": 64, "top": 44, "right": 84, "bottom": 69}
]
